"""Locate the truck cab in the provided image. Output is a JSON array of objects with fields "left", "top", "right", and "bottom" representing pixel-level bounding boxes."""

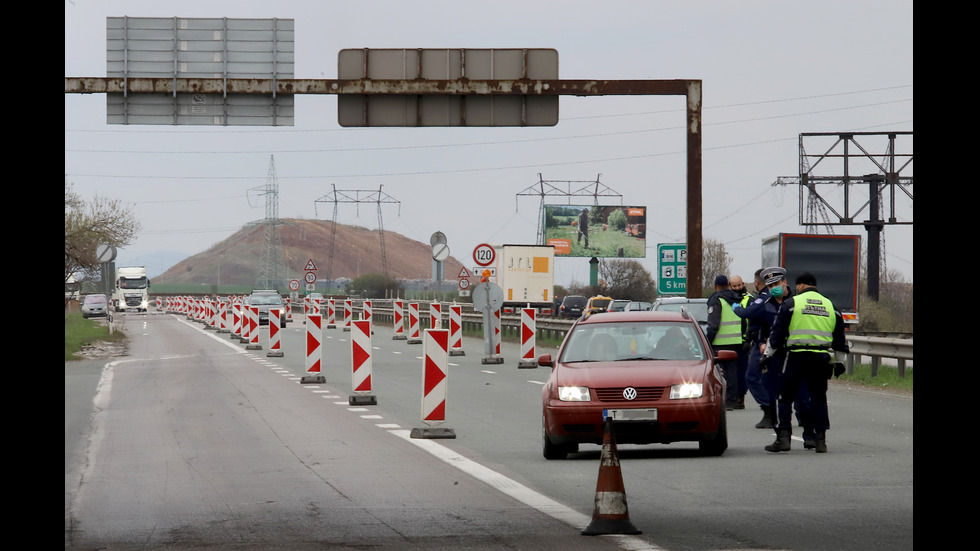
[{"left": 113, "top": 266, "right": 150, "bottom": 312}]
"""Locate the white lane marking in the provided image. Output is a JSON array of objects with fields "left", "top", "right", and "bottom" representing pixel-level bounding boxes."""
[{"left": 387, "top": 429, "right": 664, "bottom": 550}]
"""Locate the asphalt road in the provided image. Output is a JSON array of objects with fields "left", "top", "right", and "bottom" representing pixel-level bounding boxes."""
[{"left": 66, "top": 310, "right": 914, "bottom": 550}]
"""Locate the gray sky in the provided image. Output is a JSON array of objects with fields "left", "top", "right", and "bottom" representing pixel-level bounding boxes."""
[{"left": 65, "top": 0, "right": 913, "bottom": 287}]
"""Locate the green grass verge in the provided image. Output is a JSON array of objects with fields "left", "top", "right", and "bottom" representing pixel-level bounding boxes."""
[
  {"left": 836, "top": 362, "right": 913, "bottom": 393},
  {"left": 65, "top": 312, "right": 126, "bottom": 361}
]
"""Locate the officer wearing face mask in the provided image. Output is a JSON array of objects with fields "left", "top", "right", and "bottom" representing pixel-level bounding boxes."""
[
  {"left": 757, "top": 267, "right": 816, "bottom": 451},
  {"left": 762, "top": 272, "right": 849, "bottom": 454}
]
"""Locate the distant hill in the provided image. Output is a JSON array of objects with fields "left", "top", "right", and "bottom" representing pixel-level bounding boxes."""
[{"left": 153, "top": 218, "right": 466, "bottom": 287}]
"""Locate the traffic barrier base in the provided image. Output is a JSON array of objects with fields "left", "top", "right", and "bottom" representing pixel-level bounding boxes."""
[{"left": 410, "top": 427, "right": 456, "bottom": 439}]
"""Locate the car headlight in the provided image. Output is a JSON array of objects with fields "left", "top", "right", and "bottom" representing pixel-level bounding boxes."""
[
  {"left": 558, "top": 386, "right": 591, "bottom": 401},
  {"left": 670, "top": 383, "right": 703, "bottom": 399}
]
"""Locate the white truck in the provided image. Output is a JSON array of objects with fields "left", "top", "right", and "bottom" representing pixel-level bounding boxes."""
[
  {"left": 113, "top": 266, "right": 150, "bottom": 312},
  {"left": 493, "top": 245, "right": 555, "bottom": 315}
]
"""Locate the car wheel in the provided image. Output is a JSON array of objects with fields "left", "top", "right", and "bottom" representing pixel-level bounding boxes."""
[
  {"left": 542, "top": 415, "right": 572, "bottom": 460},
  {"left": 698, "top": 408, "right": 728, "bottom": 456}
]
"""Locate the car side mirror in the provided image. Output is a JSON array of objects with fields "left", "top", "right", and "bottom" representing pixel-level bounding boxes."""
[
  {"left": 538, "top": 354, "right": 553, "bottom": 368},
  {"left": 714, "top": 350, "right": 737, "bottom": 362}
]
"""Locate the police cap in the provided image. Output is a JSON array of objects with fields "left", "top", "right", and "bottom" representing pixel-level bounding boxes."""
[{"left": 761, "top": 266, "right": 786, "bottom": 286}]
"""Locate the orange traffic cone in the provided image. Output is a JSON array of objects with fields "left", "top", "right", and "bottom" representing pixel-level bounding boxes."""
[{"left": 582, "top": 417, "right": 641, "bottom": 536}]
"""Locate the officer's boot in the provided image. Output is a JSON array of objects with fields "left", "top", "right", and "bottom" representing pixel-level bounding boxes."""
[
  {"left": 813, "top": 431, "right": 827, "bottom": 453},
  {"left": 765, "top": 429, "right": 791, "bottom": 453},
  {"left": 803, "top": 427, "right": 816, "bottom": 450},
  {"left": 755, "top": 408, "right": 774, "bottom": 429}
]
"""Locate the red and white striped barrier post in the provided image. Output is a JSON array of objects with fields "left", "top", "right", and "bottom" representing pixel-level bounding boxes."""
[
  {"left": 349, "top": 319, "right": 377, "bottom": 405},
  {"left": 411, "top": 328, "right": 455, "bottom": 439},
  {"left": 449, "top": 304, "right": 464, "bottom": 356},
  {"left": 301, "top": 312, "right": 325, "bottom": 384},
  {"left": 246, "top": 305, "right": 262, "bottom": 350},
  {"left": 326, "top": 298, "right": 336, "bottom": 329},
  {"left": 393, "top": 299, "right": 407, "bottom": 340},
  {"left": 519, "top": 307, "right": 538, "bottom": 368},
  {"left": 407, "top": 302, "right": 422, "bottom": 344},
  {"left": 267, "top": 308, "right": 283, "bottom": 357},
  {"left": 217, "top": 298, "right": 230, "bottom": 334},
  {"left": 363, "top": 300, "right": 374, "bottom": 334},
  {"left": 208, "top": 299, "right": 220, "bottom": 330},
  {"left": 285, "top": 297, "right": 293, "bottom": 324},
  {"left": 494, "top": 307, "right": 502, "bottom": 356},
  {"left": 343, "top": 299, "right": 352, "bottom": 332},
  {"left": 240, "top": 302, "right": 252, "bottom": 343},
  {"left": 429, "top": 301, "right": 441, "bottom": 330},
  {"left": 233, "top": 299, "right": 243, "bottom": 341}
]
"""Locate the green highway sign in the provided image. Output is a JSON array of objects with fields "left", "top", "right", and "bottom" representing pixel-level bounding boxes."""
[{"left": 657, "top": 243, "right": 687, "bottom": 295}]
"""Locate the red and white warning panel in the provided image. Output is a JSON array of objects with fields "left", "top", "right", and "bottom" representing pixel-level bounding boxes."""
[
  {"left": 343, "top": 299, "right": 352, "bottom": 331},
  {"left": 327, "top": 298, "right": 336, "bottom": 328},
  {"left": 349, "top": 319, "right": 377, "bottom": 405},
  {"left": 429, "top": 301, "right": 441, "bottom": 330},
  {"left": 407, "top": 302, "right": 422, "bottom": 344},
  {"left": 267, "top": 308, "right": 283, "bottom": 357},
  {"left": 393, "top": 299, "right": 406, "bottom": 340},
  {"left": 519, "top": 307, "right": 537, "bottom": 368},
  {"left": 411, "top": 328, "right": 455, "bottom": 439},
  {"left": 301, "top": 312, "right": 325, "bottom": 384},
  {"left": 449, "top": 304, "right": 464, "bottom": 356}
]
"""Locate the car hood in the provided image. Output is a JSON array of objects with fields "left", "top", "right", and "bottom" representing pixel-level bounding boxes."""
[{"left": 555, "top": 360, "right": 712, "bottom": 387}]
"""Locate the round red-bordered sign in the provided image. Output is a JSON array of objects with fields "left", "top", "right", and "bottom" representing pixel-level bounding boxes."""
[{"left": 473, "top": 243, "right": 496, "bottom": 267}]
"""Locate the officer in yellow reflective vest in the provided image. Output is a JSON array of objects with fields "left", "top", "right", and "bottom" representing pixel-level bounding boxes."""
[
  {"left": 761, "top": 272, "right": 849, "bottom": 453},
  {"left": 706, "top": 274, "right": 744, "bottom": 410}
]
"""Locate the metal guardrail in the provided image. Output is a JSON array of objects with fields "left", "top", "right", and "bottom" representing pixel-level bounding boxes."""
[{"left": 844, "top": 335, "right": 913, "bottom": 378}]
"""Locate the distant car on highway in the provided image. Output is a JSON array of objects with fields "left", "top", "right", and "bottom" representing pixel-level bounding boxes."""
[
  {"left": 249, "top": 290, "right": 287, "bottom": 328},
  {"left": 626, "top": 301, "right": 652, "bottom": 311},
  {"left": 557, "top": 295, "right": 587, "bottom": 319},
  {"left": 582, "top": 295, "right": 613, "bottom": 318},
  {"left": 651, "top": 297, "right": 709, "bottom": 334},
  {"left": 607, "top": 299, "right": 631, "bottom": 312},
  {"left": 81, "top": 294, "right": 108, "bottom": 319},
  {"left": 539, "top": 309, "right": 732, "bottom": 459}
]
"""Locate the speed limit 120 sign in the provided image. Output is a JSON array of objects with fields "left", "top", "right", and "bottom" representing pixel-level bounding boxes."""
[{"left": 473, "top": 243, "right": 496, "bottom": 266}]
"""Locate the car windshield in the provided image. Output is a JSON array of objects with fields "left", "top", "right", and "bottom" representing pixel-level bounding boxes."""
[
  {"left": 655, "top": 301, "right": 708, "bottom": 323},
  {"left": 559, "top": 321, "right": 706, "bottom": 362},
  {"left": 84, "top": 295, "right": 107, "bottom": 305},
  {"left": 250, "top": 294, "right": 282, "bottom": 305}
]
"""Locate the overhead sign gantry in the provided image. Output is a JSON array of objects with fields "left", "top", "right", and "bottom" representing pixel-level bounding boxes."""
[{"left": 65, "top": 16, "right": 705, "bottom": 297}]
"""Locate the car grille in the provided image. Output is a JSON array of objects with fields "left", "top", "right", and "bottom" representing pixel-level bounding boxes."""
[
  {"left": 594, "top": 386, "right": 666, "bottom": 402},
  {"left": 125, "top": 297, "right": 141, "bottom": 306}
]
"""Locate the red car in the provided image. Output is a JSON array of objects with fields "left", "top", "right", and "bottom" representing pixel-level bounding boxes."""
[{"left": 540, "top": 310, "right": 734, "bottom": 459}]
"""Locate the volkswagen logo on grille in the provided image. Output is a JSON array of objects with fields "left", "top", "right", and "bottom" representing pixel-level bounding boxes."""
[{"left": 623, "top": 387, "right": 637, "bottom": 400}]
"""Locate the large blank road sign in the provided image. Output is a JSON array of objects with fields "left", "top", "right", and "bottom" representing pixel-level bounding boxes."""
[
  {"left": 106, "top": 17, "right": 295, "bottom": 126},
  {"left": 338, "top": 48, "right": 558, "bottom": 127}
]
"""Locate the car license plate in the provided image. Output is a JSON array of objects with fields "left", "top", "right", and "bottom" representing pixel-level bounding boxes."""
[{"left": 603, "top": 408, "right": 658, "bottom": 421}]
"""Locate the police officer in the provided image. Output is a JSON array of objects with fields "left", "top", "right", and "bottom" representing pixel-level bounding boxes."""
[
  {"left": 706, "top": 274, "right": 743, "bottom": 410},
  {"left": 732, "top": 269, "right": 773, "bottom": 428},
  {"left": 761, "top": 272, "right": 849, "bottom": 453},
  {"left": 729, "top": 275, "right": 751, "bottom": 410}
]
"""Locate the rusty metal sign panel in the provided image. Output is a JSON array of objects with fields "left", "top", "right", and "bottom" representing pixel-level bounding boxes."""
[
  {"left": 337, "top": 48, "right": 558, "bottom": 127},
  {"left": 106, "top": 17, "right": 294, "bottom": 125}
]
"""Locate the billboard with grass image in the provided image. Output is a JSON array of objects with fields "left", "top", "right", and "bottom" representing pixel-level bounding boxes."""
[{"left": 542, "top": 204, "right": 647, "bottom": 258}]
